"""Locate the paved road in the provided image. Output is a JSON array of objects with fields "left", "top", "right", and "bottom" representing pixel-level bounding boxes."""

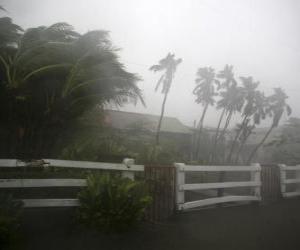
[{"left": 18, "top": 199, "right": 300, "bottom": 250}]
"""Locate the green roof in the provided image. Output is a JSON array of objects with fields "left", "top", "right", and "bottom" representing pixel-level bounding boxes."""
[{"left": 104, "top": 110, "right": 192, "bottom": 134}]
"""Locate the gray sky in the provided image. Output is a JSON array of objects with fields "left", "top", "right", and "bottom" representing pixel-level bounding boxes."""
[{"left": 2, "top": 0, "right": 300, "bottom": 128}]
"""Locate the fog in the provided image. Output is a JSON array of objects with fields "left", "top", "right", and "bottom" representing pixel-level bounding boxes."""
[{"left": 3, "top": 0, "right": 300, "bottom": 127}]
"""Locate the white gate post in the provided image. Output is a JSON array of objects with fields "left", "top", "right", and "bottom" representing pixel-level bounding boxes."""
[
  {"left": 251, "top": 163, "right": 261, "bottom": 198},
  {"left": 175, "top": 163, "right": 185, "bottom": 210},
  {"left": 278, "top": 164, "right": 287, "bottom": 196},
  {"left": 122, "top": 158, "right": 135, "bottom": 180}
]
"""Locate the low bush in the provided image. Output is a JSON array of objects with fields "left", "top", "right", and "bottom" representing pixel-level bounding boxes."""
[
  {"left": 77, "top": 173, "right": 152, "bottom": 233},
  {"left": 0, "top": 194, "right": 23, "bottom": 248}
]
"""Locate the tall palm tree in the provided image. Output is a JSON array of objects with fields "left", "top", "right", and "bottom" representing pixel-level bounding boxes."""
[
  {"left": 0, "top": 21, "right": 144, "bottom": 158},
  {"left": 193, "top": 67, "right": 219, "bottom": 160},
  {"left": 233, "top": 90, "right": 267, "bottom": 163},
  {"left": 149, "top": 53, "right": 182, "bottom": 145},
  {"left": 227, "top": 77, "right": 259, "bottom": 163},
  {"left": 247, "top": 88, "right": 291, "bottom": 164},
  {"left": 210, "top": 65, "right": 236, "bottom": 163},
  {"left": 214, "top": 84, "right": 245, "bottom": 163}
]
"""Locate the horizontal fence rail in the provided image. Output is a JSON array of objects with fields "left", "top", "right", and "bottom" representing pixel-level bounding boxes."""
[
  {"left": 0, "top": 158, "right": 142, "bottom": 208},
  {"left": 0, "top": 159, "right": 144, "bottom": 171},
  {"left": 0, "top": 179, "right": 86, "bottom": 188},
  {"left": 279, "top": 164, "right": 300, "bottom": 198},
  {"left": 175, "top": 163, "right": 262, "bottom": 210}
]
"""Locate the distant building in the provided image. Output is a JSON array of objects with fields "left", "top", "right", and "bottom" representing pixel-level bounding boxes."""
[{"left": 104, "top": 109, "right": 192, "bottom": 135}]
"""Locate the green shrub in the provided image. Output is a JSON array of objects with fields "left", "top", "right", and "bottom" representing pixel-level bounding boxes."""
[
  {"left": 77, "top": 173, "right": 152, "bottom": 233},
  {"left": 0, "top": 194, "right": 23, "bottom": 248}
]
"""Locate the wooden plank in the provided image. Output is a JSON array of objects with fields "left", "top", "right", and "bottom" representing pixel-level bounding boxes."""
[
  {"left": 0, "top": 159, "right": 26, "bottom": 167},
  {"left": 179, "top": 195, "right": 261, "bottom": 210},
  {"left": 45, "top": 159, "right": 144, "bottom": 171},
  {"left": 279, "top": 164, "right": 287, "bottom": 195},
  {"left": 22, "top": 199, "right": 79, "bottom": 207},
  {"left": 251, "top": 163, "right": 261, "bottom": 197},
  {"left": 175, "top": 163, "right": 185, "bottom": 205},
  {"left": 283, "top": 166, "right": 300, "bottom": 171},
  {"left": 284, "top": 179, "right": 300, "bottom": 184},
  {"left": 0, "top": 159, "right": 144, "bottom": 171},
  {"left": 283, "top": 192, "right": 300, "bottom": 198},
  {"left": 182, "top": 165, "right": 261, "bottom": 172},
  {"left": 0, "top": 179, "right": 86, "bottom": 188},
  {"left": 181, "top": 181, "right": 261, "bottom": 191}
]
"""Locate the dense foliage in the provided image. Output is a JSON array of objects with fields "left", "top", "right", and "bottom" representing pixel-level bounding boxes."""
[
  {"left": 0, "top": 15, "right": 144, "bottom": 159},
  {"left": 77, "top": 174, "right": 152, "bottom": 233}
]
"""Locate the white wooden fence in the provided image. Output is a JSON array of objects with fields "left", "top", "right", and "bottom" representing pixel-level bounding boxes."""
[
  {"left": 175, "top": 163, "right": 262, "bottom": 210},
  {"left": 279, "top": 164, "right": 300, "bottom": 198},
  {"left": 0, "top": 158, "right": 144, "bottom": 208}
]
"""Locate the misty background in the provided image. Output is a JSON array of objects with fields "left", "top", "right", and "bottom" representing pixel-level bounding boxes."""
[{"left": 3, "top": 0, "right": 300, "bottom": 128}]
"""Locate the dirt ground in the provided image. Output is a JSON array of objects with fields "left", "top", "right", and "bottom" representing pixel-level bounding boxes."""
[{"left": 15, "top": 198, "right": 300, "bottom": 250}]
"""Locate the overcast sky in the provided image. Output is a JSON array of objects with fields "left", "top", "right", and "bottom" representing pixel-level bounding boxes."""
[{"left": 2, "top": 0, "right": 300, "bottom": 128}]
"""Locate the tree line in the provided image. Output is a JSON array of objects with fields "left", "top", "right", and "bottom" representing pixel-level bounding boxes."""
[
  {"left": 150, "top": 54, "right": 291, "bottom": 165},
  {"left": 0, "top": 6, "right": 293, "bottom": 164}
]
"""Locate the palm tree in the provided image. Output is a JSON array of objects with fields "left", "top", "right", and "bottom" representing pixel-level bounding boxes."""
[
  {"left": 214, "top": 84, "right": 245, "bottom": 163},
  {"left": 226, "top": 77, "right": 259, "bottom": 163},
  {"left": 233, "top": 121, "right": 255, "bottom": 164},
  {"left": 233, "top": 90, "right": 267, "bottom": 163},
  {"left": 210, "top": 65, "right": 236, "bottom": 163},
  {"left": 193, "top": 67, "right": 219, "bottom": 160},
  {"left": 149, "top": 53, "right": 182, "bottom": 145},
  {"left": 0, "top": 21, "right": 144, "bottom": 158},
  {"left": 247, "top": 88, "right": 291, "bottom": 164}
]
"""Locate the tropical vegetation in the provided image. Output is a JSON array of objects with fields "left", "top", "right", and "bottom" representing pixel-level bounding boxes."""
[{"left": 77, "top": 173, "right": 152, "bottom": 233}]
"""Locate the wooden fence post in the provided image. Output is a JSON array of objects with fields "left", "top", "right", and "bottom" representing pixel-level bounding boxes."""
[
  {"left": 278, "top": 164, "right": 287, "bottom": 196},
  {"left": 251, "top": 163, "right": 261, "bottom": 198},
  {"left": 122, "top": 158, "right": 135, "bottom": 180},
  {"left": 174, "top": 163, "right": 185, "bottom": 211}
]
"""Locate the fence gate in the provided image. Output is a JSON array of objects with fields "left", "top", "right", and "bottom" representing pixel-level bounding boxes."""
[
  {"left": 260, "top": 165, "right": 282, "bottom": 202},
  {"left": 144, "top": 165, "right": 176, "bottom": 222}
]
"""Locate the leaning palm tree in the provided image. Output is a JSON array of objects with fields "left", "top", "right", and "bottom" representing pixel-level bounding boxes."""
[
  {"left": 233, "top": 120, "right": 255, "bottom": 163},
  {"left": 233, "top": 91, "right": 267, "bottom": 163},
  {"left": 213, "top": 84, "right": 245, "bottom": 164},
  {"left": 0, "top": 22, "right": 144, "bottom": 158},
  {"left": 149, "top": 53, "right": 182, "bottom": 145},
  {"left": 193, "top": 67, "right": 219, "bottom": 160},
  {"left": 247, "top": 88, "right": 291, "bottom": 164},
  {"left": 226, "top": 76, "right": 259, "bottom": 163},
  {"left": 210, "top": 65, "right": 236, "bottom": 163}
]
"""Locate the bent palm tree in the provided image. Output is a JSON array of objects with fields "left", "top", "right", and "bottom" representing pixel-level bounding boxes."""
[
  {"left": 234, "top": 90, "right": 267, "bottom": 163},
  {"left": 227, "top": 76, "right": 259, "bottom": 163},
  {"left": 0, "top": 21, "right": 144, "bottom": 158},
  {"left": 149, "top": 53, "right": 182, "bottom": 145},
  {"left": 247, "top": 88, "right": 291, "bottom": 164},
  {"left": 210, "top": 65, "right": 236, "bottom": 163},
  {"left": 193, "top": 67, "right": 219, "bottom": 161}
]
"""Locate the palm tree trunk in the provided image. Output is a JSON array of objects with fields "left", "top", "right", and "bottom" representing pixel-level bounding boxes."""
[
  {"left": 214, "top": 110, "right": 232, "bottom": 164},
  {"left": 210, "top": 108, "right": 226, "bottom": 163},
  {"left": 234, "top": 131, "right": 252, "bottom": 164},
  {"left": 247, "top": 125, "right": 274, "bottom": 164},
  {"left": 155, "top": 92, "right": 168, "bottom": 145},
  {"left": 227, "top": 115, "right": 248, "bottom": 163},
  {"left": 219, "top": 110, "right": 233, "bottom": 140},
  {"left": 195, "top": 103, "right": 209, "bottom": 160},
  {"left": 234, "top": 124, "right": 256, "bottom": 164}
]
